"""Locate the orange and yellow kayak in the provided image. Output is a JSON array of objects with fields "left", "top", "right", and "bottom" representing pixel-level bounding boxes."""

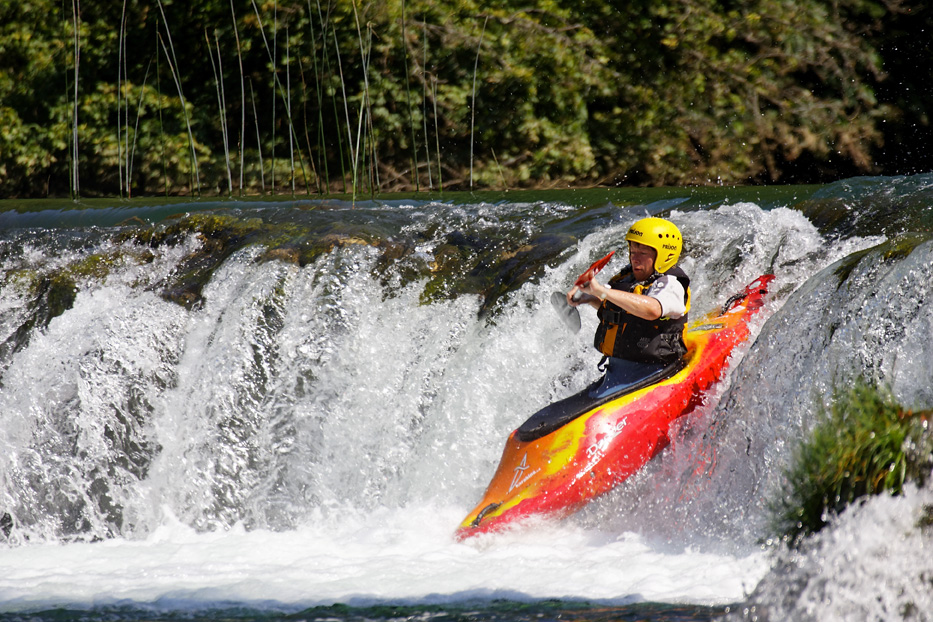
[{"left": 456, "top": 275, "right": 775, "bottom": 539}]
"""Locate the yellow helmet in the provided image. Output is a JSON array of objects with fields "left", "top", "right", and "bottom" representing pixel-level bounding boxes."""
[{"left": 624, "top": 217, "right": 683, "bottom": 273}]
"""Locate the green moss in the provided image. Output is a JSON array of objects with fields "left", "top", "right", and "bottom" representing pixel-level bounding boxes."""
[
  {"left": 772, "top": 379, "right": 933, "bottom": 546},
  {"left": 64, "top": 249, "right": 128, "bottom": 282},
  {"left": 86, "top": 211, "right": 570, "bottom": 314},
  {"left": 134, "top": 212, "right": 396, "bottom": 307},
  {"left": 44, "top": 272, "right": 78, "bottom": 319},
  {"left": 880, "top": 232, "right": 930, "bottom": 262},
  {"left": 831, "top": 247, "right": 871, "bottom": 286},
  {"left": 417, "top": 232, "right": 573, "bottom": 314},
  {"left": 830, "top": 233, "right": 931, "bottom": 293}
]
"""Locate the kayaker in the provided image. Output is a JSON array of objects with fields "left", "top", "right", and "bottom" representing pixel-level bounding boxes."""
[{"left": 566, "top": 217, "right": 690, "bottom": 397}]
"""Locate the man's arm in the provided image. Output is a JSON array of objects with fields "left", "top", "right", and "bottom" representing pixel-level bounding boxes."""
[{"left": 568, "top": 280, "right": 663, "bottom": 320}]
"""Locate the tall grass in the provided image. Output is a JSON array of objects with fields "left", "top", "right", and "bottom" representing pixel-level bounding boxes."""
[
  {"left": 421, "top": 17, "right": 433, "bottom": 190},
  {"left": 350, "top": 0, "right": 369, "bottom": 199},
  {"left": 330, "top": 26, "right": 352, "bottom": 193},
  {"left": 401, "top": 0, "right": 418, "bottom": 191},
  {"left": 155, "top": 31, "right": 168, "bottom": 196},
  {"left": 296, "top": 53, "right": 322, "bottom": 194},
  {"left": 206, "top": 29, "right": 233, "bottom": 195},
  {"left": 230, "top": 0, "right": 246, "bottom": 195},
  {"left": 469, "top": 16, "right": 487, "bottom": 189},
  {"left": 286, "top": 26, "right": 295, "bottom": 195},
  {"left": 155, "top": 0, "right": 200, "bottom": 195},
  {"left": 326, "top": 5, "right": 348, "bottom": 192},
  {"left": 432, "top": 75, "right": 442, "bottom": 192},
  {"left": 306, "top": 0, "right": 329, "bottom": 193},
  {"left": 55, "top": 1, "right": 464, "bottom": 198},
  {"left": 122, "top": 8, "right": 132, "bottom": 196},
  {"left": 362, "top": 21, "right": 379, "bottom": 193},
  {"left": 70, "top": 0, "right": 81, "bottom": 199},
  {"left": 128, "top": 58, "right": 154, "bottom": 196},
  {"left": 249, "top": 79, "right": 265, "bottom": 192},
  {"left": 117, "top": 0, "right": 126, "bottom": 197},
  {"left": 251, "top": 0, "right": 313, "bottom": 195}
]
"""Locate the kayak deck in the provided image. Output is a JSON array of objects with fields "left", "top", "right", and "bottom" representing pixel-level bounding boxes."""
[{"left": 516, "top": 359, "right": 685, "bottom": 442}]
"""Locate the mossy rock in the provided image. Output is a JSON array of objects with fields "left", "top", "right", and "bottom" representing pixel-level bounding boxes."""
[
  {"left": 418, "top": 233, "right": 573, "bottom": 314},
  {"left": 832, "top": 232, "right": 932, "bottom": 286},
  {"left": 110, "top": 211, "right": 575, "bottom": 314},
  {"left": 132, "top": 211, "right": 388, "bottom": 307}
]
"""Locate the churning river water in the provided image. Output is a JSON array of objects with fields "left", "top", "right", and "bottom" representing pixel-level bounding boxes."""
[{"left": 1, "top": 176, "right": 932, "bottom": 621}]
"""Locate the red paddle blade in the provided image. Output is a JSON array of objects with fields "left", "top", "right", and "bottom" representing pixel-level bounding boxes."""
[{"left": 574, "top": 251, "right": 615, "bottom": 287}]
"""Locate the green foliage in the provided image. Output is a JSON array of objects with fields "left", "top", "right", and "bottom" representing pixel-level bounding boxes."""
[
  {"left": 772, "top": 379, "right": 933, "bottom": 546},
  {"left": 0, "top": 0, "right": 927, "bottom": 197}
]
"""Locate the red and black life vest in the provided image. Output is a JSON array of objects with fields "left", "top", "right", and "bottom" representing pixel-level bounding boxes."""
[{"left": 593, "top": 266, "right": 691, "bottom": 364}]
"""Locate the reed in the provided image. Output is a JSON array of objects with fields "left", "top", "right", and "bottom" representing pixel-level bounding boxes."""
[
  {"left": 363, "top": 22, "right": 379, "bottom": 193},
  {"left": 286, "top": 27, "right": 312, "bottom": 196},
  {"left": 401, "top": 0, "right": 419, "bottom": 190},
  {"left": 250, "top": 0, "right": 312, "bottom": 196},
  {"left": 492, "top": 148, "right": 505, "bottom": 188},
  {"left": 331, "top": 19, "right": 356, "bottom": 198},
  {"left": 432, "top": 75, "right": 442, "bottom": 192},
  {"left": 287, "top": 27, "right": 315, "bottom": 197},
  {"left": 286, "top": 26, "right": 295, "bottom": 195},
  {"left": 206, "top": 29, "right": 233, "bottom": 195},
  {"left": 128, "top": 57, "right": 154, "bottom": 197},
  {"left": 117, "top": 0, "right": 126, "bottom": 197},
  {"left": 306, "top": 0, "right": 330, "bottom": 193},
  {"left": 350, "top": 0, "right": 368, "bottom": 199},
  {"left": 296, "top": 53, "right": 322, "bottom": 194},
  {"left": 70, "top": 0, "right": 80, "bottom": 199},
  {"left": 271, "top": 1, "right": 276, "bottom": 193},
  {"left": 321, "top": 1, "right": 350, "bottom": 193},
  {"left": 249, "top": 79, "right": 265, "bottom": 192},
  {"left": 53, "top": 0, "right": 469, "bottom": 197},
  {"left": 155, "top": 0, "right": 200, "bottom": 195},
  {"left": 248, "top": 0, "right": 277, "bottom": 191},
  {"left": 421, "top": 17, "right": 432, "bottom": 190},
  {"left": 122, "top": 10, "right": 131, "bottom": 196},
  {"left": 155, "top": 31, "right": 168, "bottom": 196},
  {"left": 229, "top": 0, "right": 245, "bottom": 195},
  {"left": 469, "top": 16, "right": 487, "bottom": 189}
]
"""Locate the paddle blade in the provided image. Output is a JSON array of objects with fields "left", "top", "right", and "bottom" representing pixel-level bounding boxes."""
[
  {"left": 574, "top": 251, "right": 615, "bottom": 287},
  {"left": 551, "top": 291, "right": 581, "bottom": 333}
]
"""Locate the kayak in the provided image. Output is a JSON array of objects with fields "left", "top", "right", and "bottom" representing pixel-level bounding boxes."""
[{"left": 456, "top": 274, "right": 775, "bottom": 539}]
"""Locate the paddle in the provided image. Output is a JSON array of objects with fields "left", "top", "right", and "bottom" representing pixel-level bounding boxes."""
[
  {"left": 550, "top": 291, "right": 582, "bottom": 333},
  {"left": 551, "top": 251, "right": 615, "bottom": 333}
]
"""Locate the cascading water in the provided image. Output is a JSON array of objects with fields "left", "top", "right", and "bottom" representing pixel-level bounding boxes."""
[{"left": 0, "top": 176, "right": 931, "bottom": 621}]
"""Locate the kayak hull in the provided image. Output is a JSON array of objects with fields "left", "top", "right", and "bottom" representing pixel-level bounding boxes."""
[{"left": 456, "top": 275, "right": 774, "bottom": 539}]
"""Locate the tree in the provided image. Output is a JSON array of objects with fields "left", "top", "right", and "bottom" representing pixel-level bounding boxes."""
[{"left": 0, "top": 0, "right": 924, "bottom": 198}]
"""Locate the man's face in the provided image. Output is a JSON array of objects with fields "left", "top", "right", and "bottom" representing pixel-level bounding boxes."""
[{"left": 629, "top": 241, "right": 656, "bottom": 281}]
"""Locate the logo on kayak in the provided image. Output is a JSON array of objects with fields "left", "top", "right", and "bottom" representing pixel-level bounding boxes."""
[
  {"left": 509, "top": 452, "right": 540, "bottom": 493},
  {"left": 586, "top": 417, "right": 629, "bottom": 462}
]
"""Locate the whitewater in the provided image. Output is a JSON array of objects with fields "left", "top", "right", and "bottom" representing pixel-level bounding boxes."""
[{"left": 1, "top": 176, "right": 932, "bottom": 621}]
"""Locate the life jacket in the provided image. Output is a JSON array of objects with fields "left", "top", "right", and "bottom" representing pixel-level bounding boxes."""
[{"left": 593, "top": 266, "right": 691, "bottom": 364}]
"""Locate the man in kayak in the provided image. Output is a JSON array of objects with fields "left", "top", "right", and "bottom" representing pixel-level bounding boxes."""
[{"left": 566, "top": 217, "right": 690, "bottom": 397}]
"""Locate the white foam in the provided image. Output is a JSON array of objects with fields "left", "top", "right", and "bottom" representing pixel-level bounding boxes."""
[{"left": 0, "top": 504, "right": 769, "bottom": 613}]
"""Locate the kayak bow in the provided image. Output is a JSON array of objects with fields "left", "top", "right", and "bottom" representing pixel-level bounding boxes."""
[{"left": 456, "top": 275, "right": 775, "bottom": 539}]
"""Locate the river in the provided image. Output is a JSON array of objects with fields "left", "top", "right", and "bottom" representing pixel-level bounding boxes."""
[{"left": 0, "top": 175, "right": 931, "bottom": 621}]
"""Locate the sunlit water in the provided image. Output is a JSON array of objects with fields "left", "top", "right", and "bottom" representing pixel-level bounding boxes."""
[{"left": 1, "top": 176, "right": 932, "bottom": 621}]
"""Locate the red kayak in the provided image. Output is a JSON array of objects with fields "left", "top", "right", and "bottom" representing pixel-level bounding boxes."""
[{"left": 456, "top": 275, "right": 775, "bottom": 539}]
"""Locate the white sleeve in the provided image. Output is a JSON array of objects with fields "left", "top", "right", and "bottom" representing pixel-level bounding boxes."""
[{"left": 646, "top": 275, "right": 686, "bottom": 319}]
